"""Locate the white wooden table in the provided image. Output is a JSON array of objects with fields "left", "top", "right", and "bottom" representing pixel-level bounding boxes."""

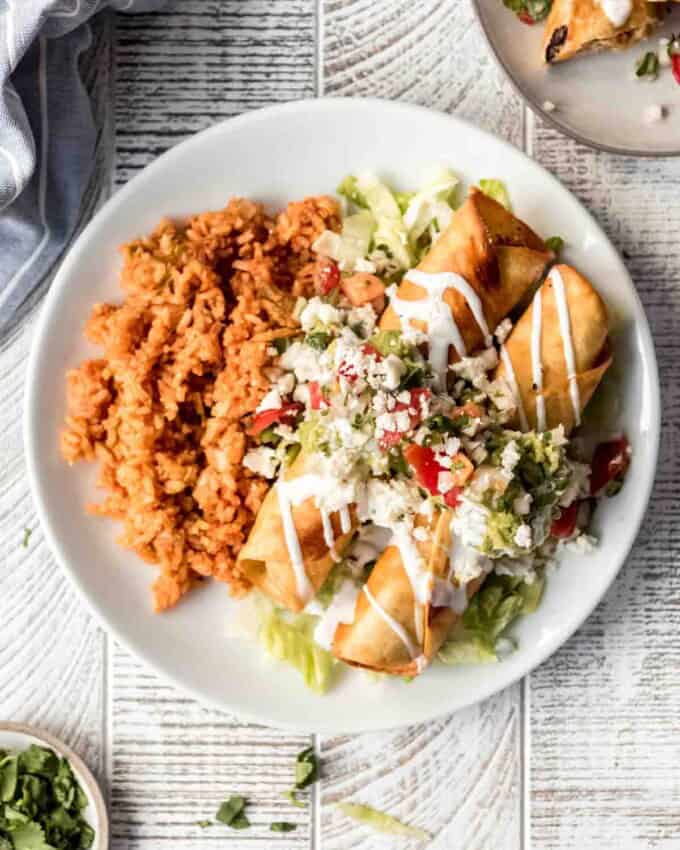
[{"left": 2, "top": 2, "right": 679, "bottom": 848}]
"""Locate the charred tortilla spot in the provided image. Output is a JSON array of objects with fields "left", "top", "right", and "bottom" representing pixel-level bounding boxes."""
[
  {"left": 476, "top": 255, "right": 501, "bottom": 292},
  {"left": 546, "top": 25, "right": 568, "bottom": 63}
]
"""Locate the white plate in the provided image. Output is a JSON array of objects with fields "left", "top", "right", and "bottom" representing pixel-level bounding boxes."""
[
  {"left": 0, "top": 723, "right": 108, "bottom": 849},
  {"left": 473, "top": 0, "right": 680, "bottom": 156},
  {"left": 25, "top": 98, "right": 660, "bottom": 732}
]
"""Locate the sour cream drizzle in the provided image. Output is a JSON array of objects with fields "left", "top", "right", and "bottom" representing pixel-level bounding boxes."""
[
  {"left": 312, "top": 580, "right": 360, "bottom": 650},
  {"left": 550, "top": 267, "right": 581, "bottom": 427},
  {"left": 391, "top": 525, "right": 433, "bottom": 645},
  {"left": 530, "top": 287, "right": 546, "bottom": 431},
  {"left": 500, "top": 344, "right": 530, "bottom": 432},
  {"left": 363, "top": 585, "right": 420, "bottom": 659},
  {"left": 276, "top": 474, "right": 351, "bottom": 603},
  {"left": 388, "top": 270, "right": 493, "bottom": 389},
  {"left": 598, "top": 0, "right": 632, "bottom": 27}
]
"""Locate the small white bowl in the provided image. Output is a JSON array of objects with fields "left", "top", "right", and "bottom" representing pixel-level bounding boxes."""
[{"left": 0, "top": 723, "right": 108, "bottom": 850}]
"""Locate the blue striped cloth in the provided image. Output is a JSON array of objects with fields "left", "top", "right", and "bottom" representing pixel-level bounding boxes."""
[{"left": 0, "top": 0, "right": 165, "bottom": 338}]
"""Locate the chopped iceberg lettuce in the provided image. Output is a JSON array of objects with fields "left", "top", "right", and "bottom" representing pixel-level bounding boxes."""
[
  {"left": 312, "top": 210, "right": 376, "bottom": 272},
  {"left": 337, "top": 803, "right": 431, "bottom": 841},
  {"left": 438, "top": 574, "right": 544, "bottom": 665},
  {"left": 403, "top": 165, "right": 459, "bottom": 243},
  {"left": 478, "top": 178, "right": 512, "bottom": 210},
  {"left": 257, "top": 605, "right": 335, "bottom": 693},
  {"left": 354, "top": 173, "right": 413, "bottom": 269}
]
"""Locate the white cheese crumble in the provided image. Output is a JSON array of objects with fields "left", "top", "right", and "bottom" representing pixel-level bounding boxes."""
[
  {"left": 382, "top": 354, "right": 406, "bottom": 390},
  {"left": 513, "top": 492, "right": 533, "bottom": 516},
  {"left": 256, "top": 386, "right": 283, "bottom": 412},
  {"left": 500, "top": 440, "right": 521, "bottom": 475},
  {"left": 299, "top": 296, "right": 343, "bottom": 331},
  {"left": 562, "top": 533, "right": 597, "bottom": 554},
  {"left": 243, "top": 447, "right": 279, "bottom": 479},
  {"left": 514, "top": 523, "right": 533, "bottom": 549},
  {"left": 659, "top": 38, "right": 671, "bottom": 67},
  {"left": 452, "top": 497, "right": 489, "bottom": 549},
  {"left": 542, "top": 100, "right": 557, "bottom": 113}
]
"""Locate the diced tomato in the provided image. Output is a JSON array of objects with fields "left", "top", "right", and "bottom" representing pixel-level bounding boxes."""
[
  {"left": 361, "top": 343, "right": 383, "bottom": 360},
  {"left": 518, "top": 11, "right": 535, "bottom": 24},
  {"left": 672, "top": 54, "right": 680, "bottom": 86},
  {"left": 444, "top": 486, "right": 462, "bottom": 509},
  {"left": 550, "top": 501, "right": 579, "bottom": 539},
  {"left": 378, "top": 388, "right": 431, "bottom": 449},
  {"left": 403, "top": 444, "right": 473, "bottom": 499},
  {"left": 338, "top": 344, "right": 383, "bottom": 383},
  {"left": 308, "top": 381, "right": 327, "bottom": 410},
  {"left": 341, "top": 273, "right": 386, "bottom": 307},
  {"left": 404, "top": 444, "right": 442, "bottom": 494},
  {"left": 249, "top": 403, "right": 303, "bottom": 436},
  {"left": 315, "top": 257, "right": 340, "bottom": 295},
  {"left": 590, "top": 437, "right": 631, "bottom": 496}
]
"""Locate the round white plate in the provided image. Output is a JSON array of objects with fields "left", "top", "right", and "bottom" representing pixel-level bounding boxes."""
[
  {"left": 0, "top": 723, "right": 108, "bottom": 849},
  {"left": 25, "top": 98, "right": 660, "bottom": 733},
  {"left": 473, "top": 0, "right": 680, "bottom": 156}
]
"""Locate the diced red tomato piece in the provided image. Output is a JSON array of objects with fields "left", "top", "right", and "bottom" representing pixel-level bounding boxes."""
[
  {"left": 518, "top": 11, "right": 535, "bottom": 24},
  {"left": 404, "top": 444, "right": 442, "bottom": 494},
  {"left": 444, "top": 486, "right": 462, "bottom": 509},
  {"left": 308, "top": 381, "right": 327, "bottom": 410},
  {"left": 550, "top": 501, "right": 579, "bottom": 539},
  {"left": 338, "top": 344, "right": 383, "bottom": 383},
  {"left": 315, "top": 257, "right": 340, "bottom": 295},
  {"left": 361, "top": 343, "right": 383, "bottom": 360},
  {"left": 672, "top": 54, "right": 680, "bottom": 86},
  {"left": 249, "top": 403, "right": 303, "bottom": 436},
  {"left": 590, "top": 437, "right": 631, "bottom": 496}
]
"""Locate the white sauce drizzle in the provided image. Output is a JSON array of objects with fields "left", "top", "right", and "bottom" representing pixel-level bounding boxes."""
[
  {"left": 431, "top": 577, "right": 469, "bottom": 614},
  {"left": 276, "top": 474, "right": 351, "bottom": 604},
  {"left": 598, "top": 0, "right": 632, "bottom": 27},
  {"left": 500, "top": 344, "right": 530, "bottom": 432},
  {"left": 550, "top": 267, "right": 581, "bottom": 428},
  {"left": 387, "top": 270, "right": 493, "bottom": 389},
  {"left": 339, "top": 505, "right": 352, "bottom": 534},
  {"left": 391, "top": 525, "right": 434, "bottom": 645},
  {"left": 363, "top": 585, "right": 419, "bottom": 660},
  {"left": 530, "top": 287, "right": 546, "bottom": 431},
  {"left": 312, "top": 580, "right": 360, "bottom": 650},
  {"left": 320, "top": 509, "right": 341, "bottom": 563}
]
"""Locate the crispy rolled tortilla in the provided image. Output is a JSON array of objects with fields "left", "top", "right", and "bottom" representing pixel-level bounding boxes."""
[
  {"left": 379, "top": 188, "right": 552, "bottom": 363},
  {"left": 543, "top": 0, "right": 659, "bottom": 64},
  {"left": 237, "top": 452, "right": 356, "bottom": 612},
  {"left": 495, "top": 264, "right": 612, "bottom": 435},
  {"left": 332, "top": 511, "right": 481, "bottom": 676}
]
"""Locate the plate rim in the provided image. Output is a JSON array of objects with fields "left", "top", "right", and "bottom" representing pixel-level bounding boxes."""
[
  {"left": 471, "top": 0, "right": 680, "bottom": 159},
  {"left": 0, "top": 722, "right": 109, "bottom": 849},
  {"left": 24, "top": 96, "right": 661, "bottom": 732}
]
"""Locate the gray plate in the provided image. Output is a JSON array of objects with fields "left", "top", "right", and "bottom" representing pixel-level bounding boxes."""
[{"left": 473, "top": 0, "right": 680, "bottom": 156}]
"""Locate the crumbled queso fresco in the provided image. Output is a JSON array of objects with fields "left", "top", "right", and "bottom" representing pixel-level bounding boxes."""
[{"left": 244, "top": 293, "right": 596, "bottom": 590}]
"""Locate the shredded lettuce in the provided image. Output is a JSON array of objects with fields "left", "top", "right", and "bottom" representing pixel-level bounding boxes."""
[
  {"left": 478, "top": 178, "right": 512, "bottom": 210},
  {"left": 403, "top": 165, "right": 459, "bottom": 244},
  {"left": 368, "top": 329, "right": 414, "bottom": 359},
  {"left": 257, "top": 605, "right": 335, "bottom": 693},
  {"left": 438, "top": 574, "right": 544, "bottom": 665},
  {"left": 312, "top": 210, "right": 376, "bottom": 271},
  {"left": 337, "top": 803, "right": 431, "bottom": 842},
  {"left": 348, "top": 174, "right": 414, "bottom": 269}
]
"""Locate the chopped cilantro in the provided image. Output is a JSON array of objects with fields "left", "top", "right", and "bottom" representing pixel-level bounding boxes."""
[
  {"left": 294, "top": 747, "right": 318, "bottom": 789},
  {"left": 273, "top": 336, "right": 295, "bottom": 355},
  {"left": 22, "top": 528, "right": 32, "bottom": 548},
  {"left": 0, "top": 745, "right": 94, "bottom": 850},
  {"left": 216, "top": 796, "right": 250, "bottom": 830},
  {"left": 271, "top": 821, "right": 297, "bottom": 832},
  {"left": 305, "top": 331, "right": 332, "bottom": 351},
  {"left": 502, "top": 0, "right": 552, "bottom": 22},
  {"left": 258, "top": 427, "right": 282, "bottom": 447},
  {"left": 635, "top": 51, "right": 659, "bottom": 79},
  {"left": 283, "top": 790, "right": 307, "bottom": 809},
  {"left": 195, "top": 820, "right": 212, "bottom": 829},
  {"left": 545, "top": 236, "right": 564, "bottom": 254}
]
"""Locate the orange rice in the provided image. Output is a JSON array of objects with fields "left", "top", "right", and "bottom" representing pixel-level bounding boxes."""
[{"left": 61, "top": 195, "right": 341, "bottom": 611}]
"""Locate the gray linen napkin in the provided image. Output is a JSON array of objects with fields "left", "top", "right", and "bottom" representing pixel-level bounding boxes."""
[{"left": 0, "top": 0, "right": 165, "bottom": 338}]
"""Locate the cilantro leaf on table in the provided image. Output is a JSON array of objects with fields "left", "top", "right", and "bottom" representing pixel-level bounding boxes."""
[
  {"left": 216, "top": 796, "right": 250, "bottom": 830},
  {"left": 294, "top": 747, "right": 318, "bottom": 790}
]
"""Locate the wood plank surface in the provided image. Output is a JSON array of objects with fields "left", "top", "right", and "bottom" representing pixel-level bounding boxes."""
[
  {"left": 528, "top": 117, "right": 680, "bottom": 849},
  {"left": 110, "top": 2, "right": 317, "bottom": 847},
  {"left": 0, "top": 13, "right": 115, "bottom": 785},
  {"left": 321, "top": 3, "right": 527, "bottom": 849}
]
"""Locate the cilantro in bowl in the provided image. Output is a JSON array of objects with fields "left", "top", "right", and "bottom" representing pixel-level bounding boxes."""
[{"left": 0, "top": 744, "right": 94, "bottom": 850}]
